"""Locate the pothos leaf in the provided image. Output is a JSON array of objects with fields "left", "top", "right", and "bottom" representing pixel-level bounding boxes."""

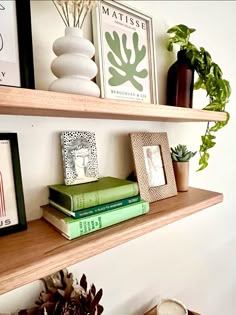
[
  {"left": 194, "top": 78, "right": 203, "bottom": 90},
  {"left": 197, "top": 152, "right": 210, "bottom": 171},
  {"left": 167, "top": 41, "right": 173, "bottom": 51},
  {"left": 203, "top": 100, "right": 222, "bottom": 111}
]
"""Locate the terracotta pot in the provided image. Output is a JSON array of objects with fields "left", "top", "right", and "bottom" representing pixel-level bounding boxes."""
[{"left": 173, "top": 161, "right": 189, "bottom": 192}]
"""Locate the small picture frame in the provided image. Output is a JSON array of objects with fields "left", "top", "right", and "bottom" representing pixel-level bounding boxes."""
[
  {"left": 61, "top": 131, "right": 99, "bottom": 186},
  {"left": 130, "top": 132, "right": 177, "bottom": 202},
  {"left": 0, "top": 0, "right": 35, "bottom": 88},
  {"left": 0, "top": 133, "right": 27, "bottom": 236},
  {"left": 92, "top": 0, "right": 157, "bottom": 104}
]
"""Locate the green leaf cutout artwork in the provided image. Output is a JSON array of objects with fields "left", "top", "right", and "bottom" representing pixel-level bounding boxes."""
[{"left": 105, "top": 31, "right": 148, "bottom": 91}]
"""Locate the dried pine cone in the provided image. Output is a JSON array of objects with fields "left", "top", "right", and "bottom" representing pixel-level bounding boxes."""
[{"left": 17, "top": 269, "right": 103, "bottom": 315}]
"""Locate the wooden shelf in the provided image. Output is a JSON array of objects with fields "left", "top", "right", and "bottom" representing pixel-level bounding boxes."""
[
  {"left": 0, "top": 187, "right": 223, "bottom": 295},
  {"left": 0, "top": 86, "right": 226, "bottom": 122}
]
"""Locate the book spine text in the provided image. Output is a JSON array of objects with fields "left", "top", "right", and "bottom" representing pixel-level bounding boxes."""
[
  {"left": 69, "top": 201, "right": 149, "bottom": 239},
  {"left": 72, "top": 183, "right": 139, "bottom": 211}
]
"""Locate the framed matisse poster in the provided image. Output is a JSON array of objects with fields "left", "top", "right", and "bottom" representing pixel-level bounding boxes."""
[
  {"left": 92, "top": 0, "right": 157, "bottom": 104},
  {"left": 61, "top": 131, "right": 99, "bottom": 186},
  {"left": 0, "top": 0, "right": 35, "bottom": 88},
  {"left": 0, "top": 133, "right": 27, "bottom": 236}
]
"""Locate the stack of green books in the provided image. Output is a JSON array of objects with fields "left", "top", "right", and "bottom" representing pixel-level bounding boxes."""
[{"left": 42, "top": 177, "right": 149, "bottom": 240}]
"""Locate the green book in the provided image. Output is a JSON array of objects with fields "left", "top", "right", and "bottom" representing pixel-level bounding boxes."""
[
  {"left": 42, "top": 200, "right": 149, "bottom": 240},
  {"left": 48, "top": 177, "right": 139, "bottom": 212},
  {"left": 49, "top": 195, "right": 141, "bottom": 218}
]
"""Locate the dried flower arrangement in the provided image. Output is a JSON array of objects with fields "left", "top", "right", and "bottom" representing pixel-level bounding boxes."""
[
  {"left": 52, "top": 0, "right": 97, "bottom": 28},
  {"left": 1, "top": 269, "right": 103, "bottom": 315}
]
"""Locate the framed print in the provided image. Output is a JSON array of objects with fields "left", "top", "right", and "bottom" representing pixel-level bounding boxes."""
[
  {"left": 130, "top": 132, "right": 177, "bottom": 202},
  {"left": 0, "top": 133, "right": 27, "bottom": 236},
  {"left": 92, "top": 0, "right": 157, "bottom": 104},
  {"left": 0, "top": 0, "right": 35, "bottom": 88},
  {"left": 61, "top": 131, "right": 99, "bottom": 186}
]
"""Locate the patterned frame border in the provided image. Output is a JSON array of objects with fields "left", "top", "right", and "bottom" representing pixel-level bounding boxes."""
[
  {"left": 130, "top": 132, "right": 177, "bottom": 202},
  {"left": 61, "top": 131, "right": 99, "bottom": 186}
]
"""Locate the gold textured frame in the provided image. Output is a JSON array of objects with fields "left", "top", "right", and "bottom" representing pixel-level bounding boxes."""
[{"left": 130, "top": 132, "right": 177, "bottom": 202}]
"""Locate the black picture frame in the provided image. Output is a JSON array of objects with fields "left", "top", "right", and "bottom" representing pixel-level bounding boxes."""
[
  {"left": 0, "top": 0, "right": 35, "bottom": 88},
  {"left": 0, "top": 133, "right": 27, "bottom": 236}
]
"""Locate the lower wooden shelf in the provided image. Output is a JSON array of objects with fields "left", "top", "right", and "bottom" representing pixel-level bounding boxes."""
[{"left": 0, "top": 187, "right": 223, "bottom": 295}]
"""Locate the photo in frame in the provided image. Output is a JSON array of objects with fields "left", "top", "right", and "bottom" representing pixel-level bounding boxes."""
[
  {"left": 130, "top": 132, "right": 177, "bottom": 202},
  {"left": 61, "top": 131, "right": 99, "bottom": 186},
  {"left": 92, "top": 0, "right": 157, "bottom": 104},
  {"left": 0, "top": 133, "right": 27, "bottom": 236},
  {"left": 0, "top": 0, "right": 35, "bottom": 88}
]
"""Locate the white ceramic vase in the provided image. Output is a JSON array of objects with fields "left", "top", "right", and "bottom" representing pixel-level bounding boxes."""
[{"left": 49, "top": 27, "right": 100, "bottom": 97}]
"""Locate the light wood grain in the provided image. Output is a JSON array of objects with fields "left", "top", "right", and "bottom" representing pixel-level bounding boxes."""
[
  {"left": 0, "top": 187, "right": 223, "bottom": 295},
  {"left": 144, "top": 305, "right": 200, "bottom": 315},
  {"left": 0, "top": 86, "right": 226, "bottom": 122}
]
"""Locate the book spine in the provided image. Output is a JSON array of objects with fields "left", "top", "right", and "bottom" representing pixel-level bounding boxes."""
[
  {"left": 75, "top": 195, "right": 141, "bottom": 218},
  {"left": 72, "top": 182, "right": 139, "bottom": 211},
  {"left": 49, "top": 200, "right": 76, "bottom": 217},
  {"left": 69, "top": 200, "right": 149, "bottom": 239},
  {"left": 50, "top": 195, "right": 141, "bottom": 218},
  {"left": 49, "top": 188, "right": 73, "bottom": 210}
]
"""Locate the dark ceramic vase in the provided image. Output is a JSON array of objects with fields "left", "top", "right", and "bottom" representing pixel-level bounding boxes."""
[{"left": 166, "top": 49, "right": 194, "bottom": 108}]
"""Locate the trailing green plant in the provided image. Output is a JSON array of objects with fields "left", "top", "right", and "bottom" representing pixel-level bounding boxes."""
[
  {"left": 171, "top": 144, "right": 197, "bottom": 162},
  {"left": 167, "top": 24, "right": 231, "bottom": 170}
]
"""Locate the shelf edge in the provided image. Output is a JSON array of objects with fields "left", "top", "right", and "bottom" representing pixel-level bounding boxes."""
[{"left": 0, "top": 87, "right": 227, "bottom": 122}]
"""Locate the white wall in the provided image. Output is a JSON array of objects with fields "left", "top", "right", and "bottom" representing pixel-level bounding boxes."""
[{"left": 1, "top": 1, "right": 236, "bottom": 314}]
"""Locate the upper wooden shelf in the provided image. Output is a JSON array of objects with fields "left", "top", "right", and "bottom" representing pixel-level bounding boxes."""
[
  {"left": 0, "top": 187, "right": 223, "bottom": 295},
  {"left": 0, "top": 87, "right": 226, "bottom": 122}
]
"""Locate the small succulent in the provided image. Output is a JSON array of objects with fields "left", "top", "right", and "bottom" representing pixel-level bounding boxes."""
[{"left": 171, "top": 144, "right": 197, "bottom": 162}]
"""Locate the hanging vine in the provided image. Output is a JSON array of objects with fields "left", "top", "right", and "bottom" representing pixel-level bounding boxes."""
[{"left": 167, "top": 24, "right": 231, "bottom": 170}]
